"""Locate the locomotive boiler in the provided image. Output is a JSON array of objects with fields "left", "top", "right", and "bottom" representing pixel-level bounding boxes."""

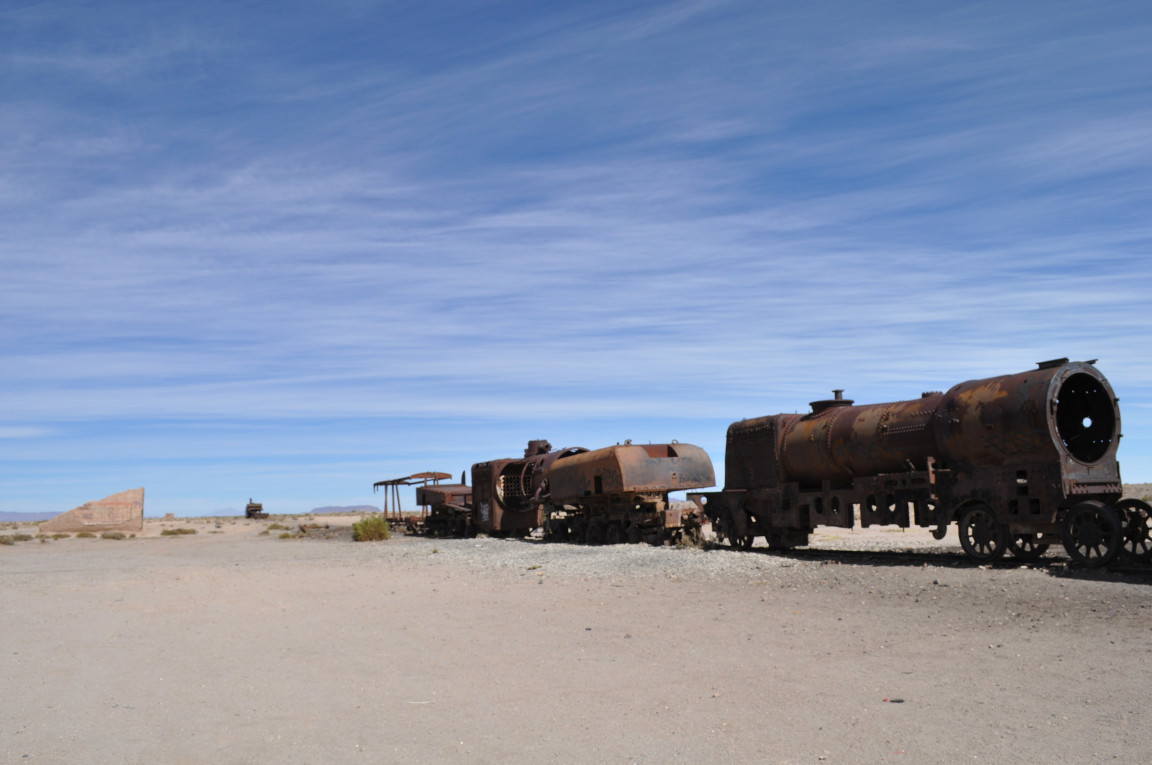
[
  {"left": 470, "top": 440, "right": 589, "bottom": 537},
  {"left": 696, "top": 359, "right": 1151, "bottom": 567}
]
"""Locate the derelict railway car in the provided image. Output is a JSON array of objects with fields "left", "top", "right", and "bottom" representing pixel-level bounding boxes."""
[
  {"left": 470, "top": 440, "right": 589, "bottom": 537},
  {"left": 416, "top": 482, "right": 474, "bottom": 538},
  {"left": 695, "top": 359, "right": 1152, "bottom": 568},
  {"left": 539, "top": 441, "right": 716, "bottom": 545},
  {"left": 413, "top": 439, "right": 715, "bottom": 543}
]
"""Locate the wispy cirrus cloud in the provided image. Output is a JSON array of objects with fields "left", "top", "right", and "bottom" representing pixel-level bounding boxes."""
[{"left": 2, "top": 0, "right": 1151, "bottom": 513}]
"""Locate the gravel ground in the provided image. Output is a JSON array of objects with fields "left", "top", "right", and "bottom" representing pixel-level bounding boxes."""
[{"left": 2, "top": 518, "right": 1150, "bottom": 764}]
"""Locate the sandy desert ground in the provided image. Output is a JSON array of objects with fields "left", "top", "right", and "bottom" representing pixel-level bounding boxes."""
[{"left": 2, "top": 515, "right": 1150, "bottom": 765}]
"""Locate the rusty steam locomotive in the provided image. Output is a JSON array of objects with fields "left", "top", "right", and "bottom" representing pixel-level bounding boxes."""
[
  {"left": 411, "top": 439, "right": 716, "bottom": 545},
  {"left": 381, "top": 358, "right": 1148, "bottom": 568},
  {"left": 694, "top": 358, "right": 1151, "bottom": 567}
]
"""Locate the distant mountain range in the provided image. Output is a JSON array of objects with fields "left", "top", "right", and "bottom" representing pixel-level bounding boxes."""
[
  {"left": 310, "top": 505, "right": 380, "bottom": 515},
  {"left": 0, "top": 505, "right": 381, "bottom": 524},
  {"left": 0, "top": 512, "right": 56, "bottom": 523},
  {"left": 200, "top": 505, "right": 381, "bottom": 517},
  {"left": 167, "top": 505, "right": 382, "bottom": 518}
]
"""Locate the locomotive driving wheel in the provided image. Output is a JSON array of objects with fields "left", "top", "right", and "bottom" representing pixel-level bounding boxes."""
[
  {"left": 727, "top": 534, "right": 754, "bottom": 551},
  {"left": 567, "top": 517, "right": 587, "bottom": 545},
  {"left": 1114, "top": 499, "right": 1152, "bottom": 563},
  {"left": 1061, "top": 500, "right": 1121, "bottom": 568},
  {"left": 1007, "top": 533, "right": 1050, "bottom": 562},
  {"left": 717, "top": 525, "right": 752, "bottom": 550},
  {"left": 958, "top": 504, "right": 1007, "bottom": 563},
  {"left": 585, "top": 517, "right": 607, "bottom": 546},
  {"left": 545, "top": 519, "right": 568, "bottom": 542}
]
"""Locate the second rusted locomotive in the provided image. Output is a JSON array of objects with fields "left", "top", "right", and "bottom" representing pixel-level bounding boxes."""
[
  {"left": 695, "top": 359, "right": 1150, "bottom": 567},
  {"left": 538, "top": 441, "right": 716, "bottom": 544},
  {"left": 419, "top": 439, "right": 715, "bottom": 543}
]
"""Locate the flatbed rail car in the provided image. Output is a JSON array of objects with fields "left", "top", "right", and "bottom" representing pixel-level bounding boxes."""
[{"left": 693, "top": 359, "right": 1152, "bottom": 568}]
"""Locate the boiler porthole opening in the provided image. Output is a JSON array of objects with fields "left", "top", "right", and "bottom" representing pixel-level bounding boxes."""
[{"left": 1054, "top": 373, "right": 1115, "bottom": 463}]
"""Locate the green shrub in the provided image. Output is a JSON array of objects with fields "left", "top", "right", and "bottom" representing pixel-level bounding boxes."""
[
  {"left": 101, "top": 532, "right": 126, "bottom": 540},
  {"left": 352, "top": 515, "right": 391, "bottom": 542},
  {"left": 160, "top": 528, "right": 197, "bottom": 536},
  {"left": 278, "top": 532, "right": 295, "bottom": 539}
]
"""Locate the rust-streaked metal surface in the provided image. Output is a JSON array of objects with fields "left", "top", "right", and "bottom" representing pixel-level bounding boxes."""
[
  {"left": 546, "top": 443, "right": 715, "bottom": 503},
  {"left": 414, "top": 484, "right": 472, "bottom": 508},
  {"left": 711, "top": 359, "right": 1134, "bottom": 566},
  {"left": 471, "top": 442, "right": 590, "bottom": 535},
  {"left": 774, "top": 360, "right": 1120, "bottom": 490}
]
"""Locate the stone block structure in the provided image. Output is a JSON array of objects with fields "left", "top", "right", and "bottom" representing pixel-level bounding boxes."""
[{"left": 40, "top": 488, "right": 145, "bottom": 534}]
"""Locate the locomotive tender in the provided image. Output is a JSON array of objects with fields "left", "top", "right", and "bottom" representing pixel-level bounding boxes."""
[{"left": 695, "top": 358, "right": 1151, "bottom": 567}]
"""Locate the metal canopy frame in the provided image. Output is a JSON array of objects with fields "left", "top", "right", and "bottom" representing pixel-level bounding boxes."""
[{"left": 372, "top": 472, "right": 453, "bottom": 520}]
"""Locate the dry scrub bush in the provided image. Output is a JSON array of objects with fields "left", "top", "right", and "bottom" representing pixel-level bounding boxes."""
[
  {"left": 352, "top": 515, "right": 391, "bottom": 542},
  {"left": 0, "top": 536, "right": 13, "bottom": 546},
  {"left": 101, "top": 532, "right": 126, "bottom": 540},
  {"left": 11, "top": 533, "right": 33, "bottom": 542},
  {"left": 77, "top": 531, "right": 96, "bottom": 538},
  {"left": 160, "top": 528, "right": 197, "bottom": 536}
]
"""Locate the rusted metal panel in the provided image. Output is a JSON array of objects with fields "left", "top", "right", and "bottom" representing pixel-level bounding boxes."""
[
  {"left": 471, "top": 442, "right": 590, "bottom": 535},
  {"left": 710, "top": 359, "right": 1134, "bottom": 566},
  {"left": 415, "top": 484, "right": 471, "bottom": 508},
  {"left": 772, "top": 360, "right": 1120, "bottom": 491},
  {"left": 546, "top": 442, "right": 715, "bottom": 502}
]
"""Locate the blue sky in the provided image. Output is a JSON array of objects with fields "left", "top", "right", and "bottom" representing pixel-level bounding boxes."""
[{"left": 3, "top": 0, "right": 1151, "bottom": 516}]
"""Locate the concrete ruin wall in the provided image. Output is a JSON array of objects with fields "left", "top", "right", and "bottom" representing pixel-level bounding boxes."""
[{"left": 40, "top": 488, "right": 145, "bottom": 533}]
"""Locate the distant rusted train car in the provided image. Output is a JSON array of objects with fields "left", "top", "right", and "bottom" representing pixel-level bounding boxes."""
[
  {"left": 416, "top": 482, "right": 474, "bottom": 538},
  {"left": 418, "top": 439, "right": 715, "bottom": 543},
  {"left": 470, "top": 440, "right": 587, "bottom": 537},
  {"left": 695, "top": 359, "right": 1151, "bottom": 567},
  {"left": 540, "top": 441, "right": 715, "bottom": 544}
]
